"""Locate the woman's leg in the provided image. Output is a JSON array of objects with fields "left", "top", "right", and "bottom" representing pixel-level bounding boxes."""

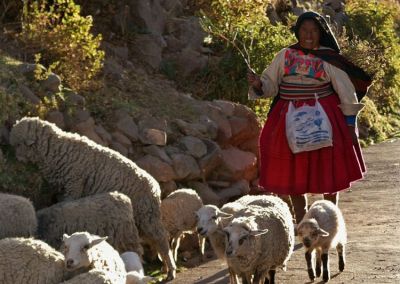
[
  {"left": 291, "top": 194, "right": 308, "bottom": 224},
  {"left": 323, "top": 193, "right": 339, "bottom": 206}
]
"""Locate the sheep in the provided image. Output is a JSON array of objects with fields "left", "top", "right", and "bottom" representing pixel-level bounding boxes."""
[
  {"left": 196, "top": 194, "right": 292, "bottom": 283},
  {"left": 9, "top": 117, "right": 176, "bottom": 280},
  {"left": 223, "top": 203, "right": 295, "bottom": 284},
  {"left": 121, "top": 251, "right": 154, "bottom": 284},
  {"left": 0, "top": 237, "right": 65, "bottom": 284},
  {"left": 37, "top": 191, "right": 143, "bottom": 256},
  {"left": 297, "top": 199, "right": 347, "bottom": 282},
  {"left": 0, "top": 193, "right": 37, "bottom": 239},
  {"left": 160, "top": 188, "right": 205, "bottom": 261},
  {"left": 196, "top": 194, "right": 292, "bottom": 259},
  {"left": 61, "top": 231, "right": 127, "bottom": 283}
]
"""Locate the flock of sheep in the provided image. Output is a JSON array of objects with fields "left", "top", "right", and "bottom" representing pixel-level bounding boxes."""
[{"left": 0, "top": 117, "right": 348, "bottom": 283}]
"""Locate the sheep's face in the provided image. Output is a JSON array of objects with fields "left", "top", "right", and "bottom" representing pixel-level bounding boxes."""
[
  {"left": 223, "top": 217, "right": 268, "bottom": 258},
  {"left": 297, "top": 218, "right": 329, "bottom": 248},
  {"left": 196, "top": 205, "right": 231, "bottom": 236},
  {"left": 62, "top": 232, "right": 107, "bottom": 271},
  {"left": 9, "top": 118, "right": 39, "bottom": 163}
]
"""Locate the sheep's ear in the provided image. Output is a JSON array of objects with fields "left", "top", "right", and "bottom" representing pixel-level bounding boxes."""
[
  {"left": 317, "top": 228, "right": 329, "bottom": 237},
  {"left": 218, "top": 212, "right": 233, "bottom": 219},
  {"left": 250, "top": 229, "right": 269, "bottom": 236},
  {"left": 89, "top": 236, "right": 108, "bottom": 247},
  {"left": 62, "top": 233, "right": 70, "bottom": 241}
]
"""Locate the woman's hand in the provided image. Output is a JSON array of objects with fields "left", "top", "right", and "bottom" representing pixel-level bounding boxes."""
[
  {"left": 247, "top": 70, "right": 262, "bottom": 90},
  {"left": 347, "top": 125, "right": 358, "bottom": 145}
]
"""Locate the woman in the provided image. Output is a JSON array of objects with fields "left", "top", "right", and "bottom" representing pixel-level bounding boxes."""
[{"left": 247, "top": 11, "right": 372, "bottom": 224}]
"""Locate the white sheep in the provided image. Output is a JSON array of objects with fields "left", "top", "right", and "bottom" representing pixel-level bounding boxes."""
[
  {"left": 196, "top": 194, "right": 292, "bottom": 259},
  {"left": 223, "top": 203, "right": 295, "bottom": 284},
  {"left": 10, "top": 117, "right": 176, "bottom": 280},
  {"left": 121, "top": 251, "right": 154, "bottom": 284},
  {"left": 0, "top": 193, "right": 37, "bottom": 239},
  {"left": 0, "top": 237, "right": 65, "bottom": 284},
  {"left": 62, "top": 231, "right": 127, "bottom": 283},
  {"left": 196, "top": 194, "right": 292, "bottom": 283},
  {"left": 37, "top": 191, "right": 143, "bottom": 256},
  {"left": 297, "top": 200, "right": 347, "bottom": 282},
  {"left": 161, "top": 188, "right": 205, "bottom": 261}
]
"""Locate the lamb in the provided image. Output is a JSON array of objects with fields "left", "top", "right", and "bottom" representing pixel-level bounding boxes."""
[
  {"left": 0, "top": 193, "right": 37, "bottom": 239},
  {"left": 9, "top": 117, "right": 176, "bottom": 280},
  {"left": 297, "top": 199, "right": 347, "bottom": 282},
  {"left": 223, "top": 203, "right": 295, "bottom": 284},
  {"left": 0, "top": 237, "right": 65, "bottom": 284},
  {"left": 61, "top": 231, "right": 126, "bottom": 283},
  {"left": 37, "top": 191, "right": 143, "bottom": 256},
  {"left": 121, "top": 251, "right": 154, "bottom": 284},
  {"left": 161, "top": 188, "right": 205, "bottom": 261}
]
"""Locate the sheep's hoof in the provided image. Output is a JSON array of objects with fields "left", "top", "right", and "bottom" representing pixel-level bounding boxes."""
[
  {"left": 308, "top": 268, "right": 315, "bottom": 281},
  {"left": 165, "top": 270, "right": 176, "bottom": 281},
  {"left": 322, "top": 270, "right": 330, "bottom": 282},
  {"left": 339, "top": 257, "right": 345, "bottom": 271},
  {"left": 316, "top": 266, "right": 321, "bottom": 277}
]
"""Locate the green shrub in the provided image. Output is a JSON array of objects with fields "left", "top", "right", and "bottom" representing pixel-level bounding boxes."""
[
  {"left": 193, "top": 0, "right": 295, "bottom": 112},
  {"left": 18, "top": 0, "right": 105, "bottom": 91},
  {"left": 345, "top": 0, "right": 400, "bottom": 113},
  {"left": 0, "top": 54, "right": 35, "bottom": 125}
]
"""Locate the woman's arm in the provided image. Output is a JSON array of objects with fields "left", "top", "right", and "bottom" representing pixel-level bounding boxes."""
[{"left": 248, "top": 48, "right": 286, "bottom": 100}]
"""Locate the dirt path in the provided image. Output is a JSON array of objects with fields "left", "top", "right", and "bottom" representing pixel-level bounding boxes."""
[{"left": 169, "top": 139, "right": 400, "bottom": 284}]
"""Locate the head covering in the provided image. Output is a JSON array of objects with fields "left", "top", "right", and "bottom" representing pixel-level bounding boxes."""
[{"left": 293, "top": 11, "right": 341, "bottom": 53}]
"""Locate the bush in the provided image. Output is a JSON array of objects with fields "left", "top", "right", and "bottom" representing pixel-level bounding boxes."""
[
  {"left": 345, "top": 0, "right": 400, "bottom": 113},
  {"left": 18, "top": 0, "right": 105, "bottom": 91},
  {"left": 192, "top": 0, "right": 295, "bottom": 117}
]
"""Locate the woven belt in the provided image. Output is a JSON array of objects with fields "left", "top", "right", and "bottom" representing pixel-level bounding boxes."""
[{"left": 279, "top": 82, "right": 334, "bottom": 100}]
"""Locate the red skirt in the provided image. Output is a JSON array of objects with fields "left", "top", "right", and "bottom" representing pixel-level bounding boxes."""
[{"left": 258, "top": 94, "right": 366, "bottom": 195}]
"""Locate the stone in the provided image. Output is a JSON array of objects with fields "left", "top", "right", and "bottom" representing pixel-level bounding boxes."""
[
  {"left": 116, "top": 114, "right": 139, "bottom": 141},
  {"left": 139, "top": 128, "right": 167, "bottom": 146},
  {"left": 19, "top": 85, "right": 40, "bottom": 105},
  {"left": 178, "top": 136, "right": 207, "bottom": 158},
  {"left": 171, "top": 153, "right": 201, "bottom": 180},
  {"left": 187, "top": 181, "right": 220, "bottom": 206},
  {"left": 135, "top": 155, "right": 176, "bottom": 182},
  {"left": 46, "top": 111, "right": 65, "bottom": 130}
]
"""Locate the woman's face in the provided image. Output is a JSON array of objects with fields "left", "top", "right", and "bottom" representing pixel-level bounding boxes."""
[{"left": 298, "top": 19, "right": 321, "bottom": 50}]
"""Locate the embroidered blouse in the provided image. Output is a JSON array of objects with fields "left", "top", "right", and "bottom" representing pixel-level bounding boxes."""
[{"left": 248, "top": 47, "right": 364, "bottom": 116}]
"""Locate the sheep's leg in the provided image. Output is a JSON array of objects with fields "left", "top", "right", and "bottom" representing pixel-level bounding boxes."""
[
  {"left": 305, "top": 250, "right": 315, "bottom": 281},
  {"left": 268, "top": 270, "right": 275, "bottom": 284},
  {"left": 321, "top": 252, "right": 330, "bottom": 282},
  {"left": 171, "top": 236, "right": 181, "bottom": 261},
  {"left": 337, "top": 243, "right": 345, "bottom": 272},
  {"left": 315, "top": 248, "right": 322, "bottom": 277},
  {"left": 198, "top": 234, "right": 207, "bottom": 262},
  {"left": 145, "top": 227, "right": 176, "bottom": 280},
  {"left": 241, "top": 272, "right": 250, "bottom": 284},
  {"left": 228, "top": 268, "right": 239, "bottom": 284}
]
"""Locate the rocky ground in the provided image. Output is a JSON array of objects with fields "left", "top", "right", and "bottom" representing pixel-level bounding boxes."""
[{"left": 168, "top": 138, "right": 400, "bottom": 284}]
